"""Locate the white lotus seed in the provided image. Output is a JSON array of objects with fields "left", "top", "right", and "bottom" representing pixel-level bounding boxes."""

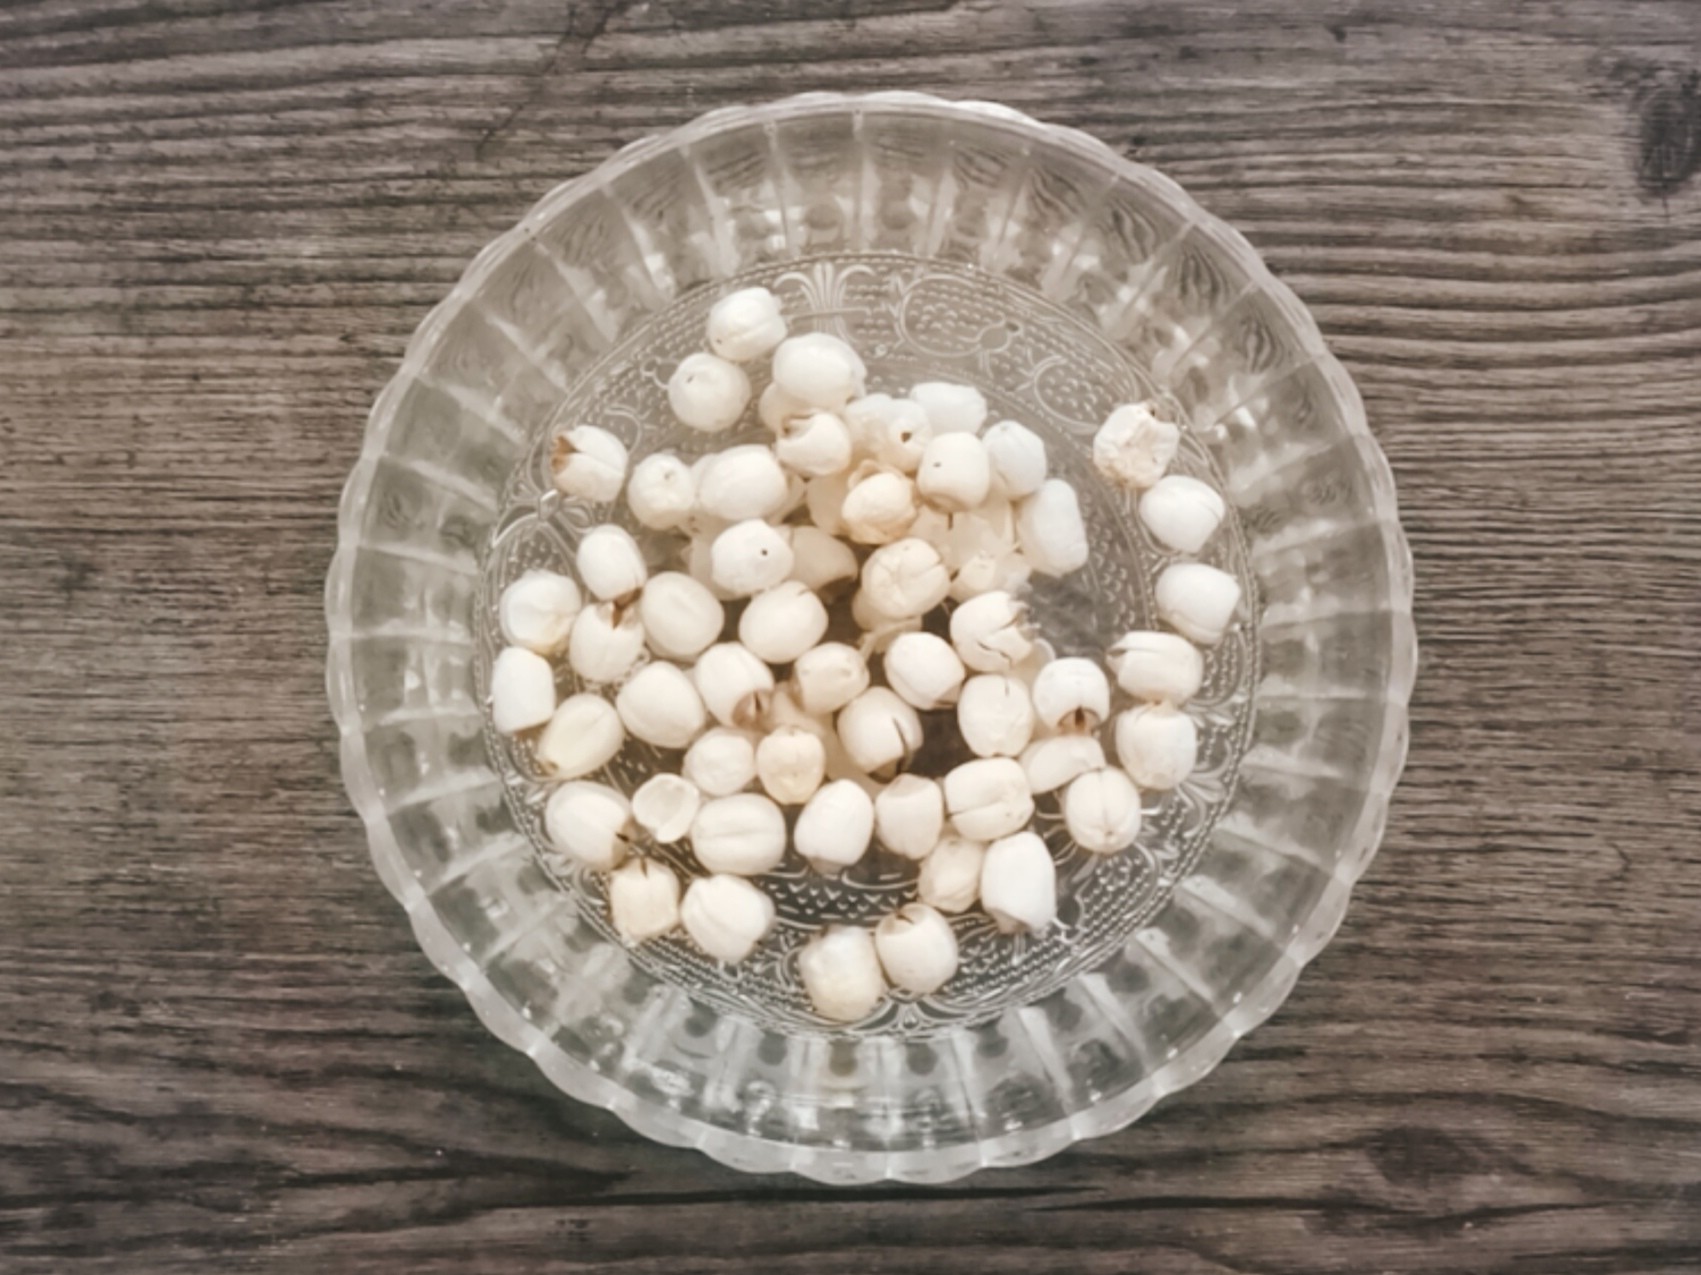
[
  {"left": 755, "top": 726, "right": 827, "bottom": 805},
  {"left": 787, "top": 524, "right": 860, "bottom": 595},
  {"left": 918, "top": 836, "right": 986, "bottom": 914},
  {"left": 689, "top": 791, "right": 787, "bottom": 876},
  {"left": 948, "top": 546, "right": 1032, "bottom": 603},
  {"left": 949, "top": 590, "right": 1035, "bottom": 673},
  {"left": 869, "top": 401, "right": 932, "bottom": 473},
  {"left": 804, "top": 471, "right": 852, "bottom": 536},
  {"left": 775, "top": 409, "right": 854, "bottom": 477},
  {"left": 607, "top": 858, "right": 681, "bottom": 943},
  {"left": 908, "top": 502, "right": 953, "bottom": 553},
  {"left": 778, "top": 470, "right": 810, "bottom": 521},
  {"left": 707, "top": 285, "right": 788, "bottom": 363},
  {"left": 636, "top": 571, "right": 725, "bottom": 663},
  {"left": 836, "top": 687, "right": 924, "bottom": 775},
  {"left": 916, "top": 432, "right": 992, "bottom": 512},
  {"left": 615, "top": 660, "right": 707, "bottom": 749},
  {"left": 567, "top": 599, "right": 646, "bottom": 685},
  {"left": 549, "top": 424, "right": 628, "bottom": 503},
  {"left": 778, "top": 471, "right": 810, "bottom": 523},
  {"left": 874, "top": 903, "right": 959, "bottom": 996},
  {"left": 1106, "top": 631, "right": 1205, "bottom": 705},
  {"left": 1094, "top": 401, "right": 1180, "bottom": 490},
  {"left": 956, "top": 673, "right": 1036, "bottom": 758},
  {"left": 841, "top": 467, "right": 919, "bottom": 545},
  {"left": 490, "top": 646, "right": 556, "bottom": 734},
  {"left": 696, "top": 443, "right": 790, "bottom": 522},
  {"left": 850, "top": 599, "right": 922, "bottom": 658},
  {"left": 909, "top": 381, "right": 987, "bottom": 435},
  {"left": 710, "top": 519, "right": 795, "bottom": 597},
  {"left": 981, "top": 419, "right": 1048, "bottom": 498},
  {"left": 940, "top": 502, "right": 1002, "bottom": 557},
  {"left": 498, "top": 569, "right": 582, "bottom": 655},
  {"left": 882, "top": 631, "right": 967, "bottom": 710},
  {"left": 973, "top": 491, "right": 1019, "bottom": 542},
  {"left": 576, "top": 524, "right": 647, "bottom": 602},
  {"left": 791, "top": 642, "right": 870, "bottom": 716},
  {"left": 859, "top": 618, "right": 924, "bottom": 659},
  {"left": 1030, "top": 657, "right": 1112, "bottom": 733},
  {"left": 771, "top": 332, "right": 866, "bottom": 409},
  {"left": 630, "top": 772, "right": 701, "bottom": 843},
  {"left": 1063, "top": 768, "right": 1143, "bottom": 856},
  {"left": 762, "top": 687, "right": 870, "bottom": 794},
  {"left": 1139, "top": 474, "right": 1227, "bottom": 554},
  {"left": 850, "top": 585, "right": 896, "bottom": 633},
  {"left": 1012, "top": 635, "right": 1056, "bottom": 689},
  {"left": 683, "top": 727, "right": 758, "bottom": 797},
  {"left": 798, "top": 925, "right": 886, "bottom": 1023},
  {"left": 739, "top": 580, "right": 829, "bottom": 665},
  {"left": 691, "top": 642, "right": 775, "bottom": 729},
  {"left": 861, "top": 537, "right": 950, "bottom": 619},
  {"left": 873, "top": 774, "right": 945, "bottom": 861},
  {"left": 794, "top": 778, "right": 875, "bottom": 873},
  {"left": 543, "top": 780, "right": 632, "bottom": 871},
  {"left": 668, "top": 351, "right": 751, "bottom": 433},
  {"left": 942, "top": 756, "right": 1035, "bottom": 841},
  {"left": 1016, "top": 479, "right": 1089, "bottom": 577},
  {"left": 758, "top": 380, "right": 810, "bottom": 434},
  {"left": 535, "top": 693, "right": 624, "bottom": 779},
  {"left": 842, "top": 393, "right": 905, "bottom": 453},
  {"left": 681, "top": 873, "right": 775, "bottom": 963},
  {"left": 1114, "top": 702, "right": 1199, "bottom": 791},
  {"left": 838, "top": 390, "right": 890, "bottom": 426},
  {"left": 981, "top": 831, "right": 1057, "bottom": 934},
  {"left": 1155, "top": 562, "right": 1242, "bottom": 646},
  {"left": 682, "top": 527, "right": 736, "bottom": 602},
  {"left": 1020, "top": 733, "right": 1107, "bottom": 794}
]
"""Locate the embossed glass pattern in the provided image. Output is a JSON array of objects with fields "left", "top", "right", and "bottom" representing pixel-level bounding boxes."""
[{"left": 327, "top": 93, "right": 1414, "bottom": 1182}]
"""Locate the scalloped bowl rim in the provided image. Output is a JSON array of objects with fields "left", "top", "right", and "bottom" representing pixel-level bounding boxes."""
[{"left": 325, "top": 91, "right": 1416, "bottom": 1183}]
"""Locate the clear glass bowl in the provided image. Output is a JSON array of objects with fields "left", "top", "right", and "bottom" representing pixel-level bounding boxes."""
[{"left": 325, "top": 92, "right": 1414, "bottom": 1183}]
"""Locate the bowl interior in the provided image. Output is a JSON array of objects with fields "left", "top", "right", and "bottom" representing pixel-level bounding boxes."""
[{"left": 327, "top": 93, "right": 1413, "bottom": 1182}]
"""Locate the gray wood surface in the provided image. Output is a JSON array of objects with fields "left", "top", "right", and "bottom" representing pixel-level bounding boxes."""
[{"left": 3, "top": 1, "right": 1699, "bottom": 1271}]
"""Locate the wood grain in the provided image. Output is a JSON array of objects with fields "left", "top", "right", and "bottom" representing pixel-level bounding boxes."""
[{"left": 2, "top": 1, "right": 1699, "bottom": 1271}]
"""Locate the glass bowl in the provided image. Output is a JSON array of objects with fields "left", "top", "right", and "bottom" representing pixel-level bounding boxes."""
[{"left": 325, "top": 92, "right": 1414, "bottom": 1183}]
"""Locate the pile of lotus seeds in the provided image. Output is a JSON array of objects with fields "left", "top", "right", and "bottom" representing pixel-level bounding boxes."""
[{"left": 488, "top": 285, "right": 1242, "bottom": 1024}]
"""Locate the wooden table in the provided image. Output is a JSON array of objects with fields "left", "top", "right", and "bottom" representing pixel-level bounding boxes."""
[{"left": 4, "top": 2, "right": 1698, "bottom": 1271}]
